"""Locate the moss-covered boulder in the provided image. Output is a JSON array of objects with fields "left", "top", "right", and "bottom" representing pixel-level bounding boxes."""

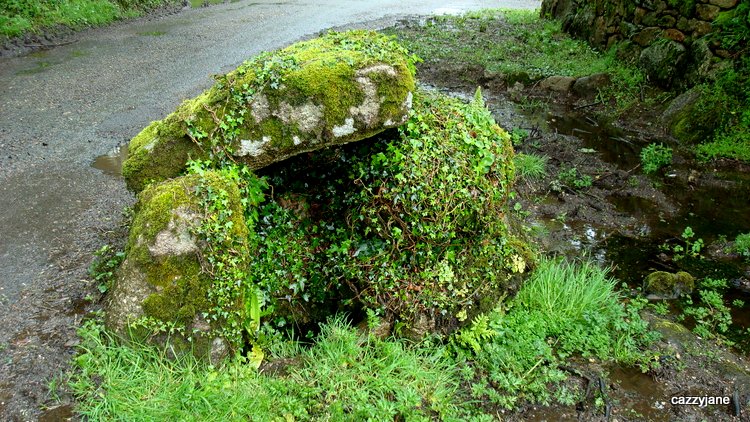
[
  {"left": 644, "top": 270, "right": 695, "bottom": 299},
  {"left": 661, "top": 86, "right": 724, "bottom": 144},
  {"left": 123, "top": 30, "right": 417, "bottom": 192},
  {"left": 106, "top": 171, "right": 250, "bottom": 361},
  {"left": 639, "top": 39, "right": 686, "bottom": 88}
]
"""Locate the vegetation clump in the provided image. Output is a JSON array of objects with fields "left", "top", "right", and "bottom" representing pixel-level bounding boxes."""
[
  {"left": 246, "top": 89, "right": 529, "bottom": 335},
  {"left": 694, "top": 2, "right": 750, "bottom": 162},
  {"left": 640, "top": 143, "right": 673, "bottom": 174},
  {"left": 454, "top": 258, "right": 658, "bottom": 409},
  {"left": 0, "top": 0, "right": 178, "bottom": 38},
  {"left": 734, "top": 232, "right": 750, "bottom": 259}
]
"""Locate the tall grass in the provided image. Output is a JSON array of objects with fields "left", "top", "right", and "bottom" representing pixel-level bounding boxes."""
[
  {"left": 70, "top": 316, "right": 470, "bottom": 420},
  {"left": 513, "top": 152, "right": 548, "bottom": 181},
  {"left": 514, "top": 257, "right": 619, "bottom": 323}
]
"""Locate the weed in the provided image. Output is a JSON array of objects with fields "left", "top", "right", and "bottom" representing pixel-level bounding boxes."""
[
  {"left": 510, "top": 127, "right": 529, "bottom": 146},
  {"left": 558, "top": 166, "right": 592, "bottom": 190},
  {"left": 640, "top": 143, "right": 672, "bottom": 174},
  {"left": 734, "top": 232, "right": 750, "bottom": 259},
  {"left": 514, "top": 153, "right": 548, "bottom": 181},
  {"left": 649, "top": 301, "right": 670, "bottom": 316},
  {"left": 660, "top": 226, "right": 704, "bottom": 261},
  {"left": 678, "top": 278, "right": 733, "bottom": 342},
  {"left": 88, "top": 245, "right": 125, "bottom": 294}
]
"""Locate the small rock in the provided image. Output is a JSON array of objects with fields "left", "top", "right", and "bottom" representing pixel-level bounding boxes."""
[
  {"left": 644, "top": 270, "right": 695, "bottom": 300},
  {"left": 709, "top": 0, "right": 738, "bottom": 8},
  {"left": 663, "top": 29, "right": 685, "bottom": 43},
  {"left": 539, "top": 76, "right": 576, "bottom": 93},
  {"left": 696, "top": 3, "right": 721, "bottom": 21},
  {"left": 639, "top": 39, "right": 686, "bottom": 88},
  {"left": 571, "top": 73, "right": 611, "bottom": 98},
  {"left": 632, "top": 27, "right": 662, "bottom": 47}
]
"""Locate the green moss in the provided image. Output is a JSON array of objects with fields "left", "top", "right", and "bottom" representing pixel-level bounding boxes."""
[
  {"left": 644, "top": 270, "right": 695, "bottom": 298},
  {"left": 123, "top": 118, "right": 207, "bottom": 192}
]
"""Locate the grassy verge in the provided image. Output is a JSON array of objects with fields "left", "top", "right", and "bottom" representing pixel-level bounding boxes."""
[
  {"left": 383, "top": 9, "right": 645, "bottom": 111},
  {"left": 0, "top": 0, "right": 178, "bottom": 39},
  {"left": 69, "top": 259, "right": 657, "bottom": 419},
  {"left": 694, "top": 55, "right": 750, "bottom": 162}
]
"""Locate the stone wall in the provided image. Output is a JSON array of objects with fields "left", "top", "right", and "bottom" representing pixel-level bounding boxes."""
[{"left": 540, "top": 0, "right": 740, "bottom": 87}]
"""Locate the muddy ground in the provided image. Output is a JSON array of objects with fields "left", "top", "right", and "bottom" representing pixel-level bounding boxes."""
[{"left": 409, "top": 31, "right": 750, "bottom": 420}]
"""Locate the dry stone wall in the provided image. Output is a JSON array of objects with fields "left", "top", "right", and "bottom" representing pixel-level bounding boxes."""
[{"left": 541, "top": 0, "right": 740, "bottom": 86}]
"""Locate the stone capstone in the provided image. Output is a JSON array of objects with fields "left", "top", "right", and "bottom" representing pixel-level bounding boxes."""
[{"left": 123, "top": 30, "right": 417, "bottom": 192}]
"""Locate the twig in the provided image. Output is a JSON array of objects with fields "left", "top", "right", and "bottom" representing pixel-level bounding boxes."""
[
  {"left": 23, "top": 40, "right": 76, "bottom": 48},
  {"left": 574, "top": 101, "right": 602, "bottom": 110}
]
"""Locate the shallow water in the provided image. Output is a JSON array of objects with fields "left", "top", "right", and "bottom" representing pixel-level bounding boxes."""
[{"left": 489, "top": 99, "right": 750, "bottom": 347}]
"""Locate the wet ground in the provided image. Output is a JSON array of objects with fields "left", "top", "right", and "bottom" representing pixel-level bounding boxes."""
[
  {"left": 0, "top": 1, "right": 542, "bottom": 420},
  {"left": 412, "top": 57, "right": 750, "bottom": 418}
]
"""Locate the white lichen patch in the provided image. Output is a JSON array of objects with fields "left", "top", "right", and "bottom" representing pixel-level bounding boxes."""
[
  {"left": 404, "top": 91, "right": 413, "bottom": 110},
  {"left": 293, "top": 135, "right": 302, "bottom": 145},
  {"left": 143, "top": 138, "right": 158, "bottom": 152},
  {"left": 275, "top": 102, "right": 324, "bottom": 133},
  {"left": 333, "top": 117, "right": 357, "bottom": 138},
  {"left": 238, "top": 136, "right": 271, "bottom": 157},
  {"left": 250, "top": 94, "right": 270, "bottom": 123},
  {"left": 348, "top": 65, "right": 398, "bottom": 128},
  {"left": 358, "top": 64, "right": 397, "bottom": 77},
  {"left": 148, "top": 207, "right": 200, "bottom": 257}
]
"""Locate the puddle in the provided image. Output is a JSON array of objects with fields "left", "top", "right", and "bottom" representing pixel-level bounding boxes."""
[
  {"left": 15, "top": 61, "right": 59, "bottom": 76},
  {"left": 547, "top": 112, "right": 642, "bottom": 169},
  {"left": 38, "top": 404, "right": 73, "bottom": 422},
  {"left": 92, "top": 144, "right": 128, "bottom": 177},
  {"left": 609, "top": 366, "right": 668, "bottom": 421}
]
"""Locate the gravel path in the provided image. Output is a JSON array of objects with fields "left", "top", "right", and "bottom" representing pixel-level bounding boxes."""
[{"left": 0, "top": 0, "right": 540, "bottom": 419}]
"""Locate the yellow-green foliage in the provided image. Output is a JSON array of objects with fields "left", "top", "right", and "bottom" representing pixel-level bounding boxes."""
[
  {"left": 124, "top": 171, "right": 249, "bottom": 343},
  {"left": 123, "top": 30, "right": 417, "bottom": 192}
]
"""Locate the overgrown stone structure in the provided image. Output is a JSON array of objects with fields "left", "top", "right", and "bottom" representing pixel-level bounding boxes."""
[{"left": 541, "top": 0, "right": 740, "bottom": 87}]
